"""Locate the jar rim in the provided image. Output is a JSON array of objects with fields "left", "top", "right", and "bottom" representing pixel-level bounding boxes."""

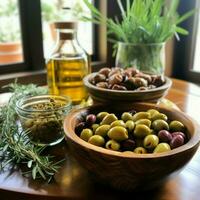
[
  {"left": 16, "top": 94, "right": 72, "bottom": 114},
  {"left": 117, "top": 41, "right": 165, "bottom": 46}
]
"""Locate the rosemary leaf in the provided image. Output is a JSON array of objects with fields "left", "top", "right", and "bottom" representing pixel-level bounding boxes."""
[{"left": 0, "top": 83, "right": 64, "bottom": 181}]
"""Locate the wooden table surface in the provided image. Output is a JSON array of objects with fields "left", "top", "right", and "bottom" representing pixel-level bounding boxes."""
[{"left": 0, "top": 78, "right": 200, "bottom": 200}]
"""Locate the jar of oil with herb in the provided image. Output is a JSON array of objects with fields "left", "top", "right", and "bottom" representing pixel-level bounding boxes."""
[{"left": 46, "top": 21, "right": 90, "bottom": 104}]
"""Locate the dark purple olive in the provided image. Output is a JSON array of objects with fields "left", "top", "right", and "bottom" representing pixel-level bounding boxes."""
[
  {"left": 136, "top": 86, "right": 148, "bottom": 91},
  {"left": 124, "top": 77, "right": 136, "bottom": 90},
  {"left": 96, "top": 82, "right": 109, "bottom": 89},
  {"left": 170, "top": 135, "right": 184, "bottom": 149},
  {"left": 158, "top": 130, "right": 172, "bottom": 143},
  {"left": 93, "top": 74, "right": 106, "bottom": 84},
  {"left": 121, "top": 139, "right": 136, "bottom": 151},
  {"left": 128, "top": 109, "right": 137, "bottom": 115},
  {"left": 98, "top": 67, "right": 111, "bottom": 77},
  {"left": 171, "top": 132, "right": 186, "bottom": 141},
  {"left": 111, "top": 84, "right": 127, "bottom": 90},
  {"left": 75, "top": 122, "right": 86, "bottom": 135},
  {"left": 125, "top": 67, "right": 139, "bottom": 76},
  {"left": 135, "top": 73, "right": 152, "bottom": 83},
  {"left": 86, "top": 114, "right": 96, "bottom": 126},
  {"left": 108, "top": 74, "right": 123, "bottom": 86},
  {"left": 151, "top": 75, "right": 165, "bottom": 87}
]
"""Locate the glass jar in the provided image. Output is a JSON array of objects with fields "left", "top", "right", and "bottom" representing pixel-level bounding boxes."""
[
  {"left": 115, "top": 42, "right": 165, "bottom": 75},
  {"left": 46, "top": 21, "right": 90, "bottom": 104},
  {"left": 16, "top": 95, "right": 72, "bottom": 146}
]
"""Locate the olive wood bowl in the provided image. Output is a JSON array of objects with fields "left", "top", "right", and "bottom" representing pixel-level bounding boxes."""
[
  {"left": 64, "top": 103, "right": 200, "bottom": 191},
  {"left": 83, "top": 73, "right": 172, "bottom": 103}
]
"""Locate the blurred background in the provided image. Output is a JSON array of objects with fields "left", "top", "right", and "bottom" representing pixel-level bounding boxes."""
[{"left": 0, "top": 0, "right": 199, "bottom": 87}]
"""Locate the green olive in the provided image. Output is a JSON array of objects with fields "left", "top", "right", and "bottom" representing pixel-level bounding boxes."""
[
  {"left": 132, "top": 112, "right": 150, "bottom": 122},
  {"left": 151, "top": 113, "right": 168, "bottom": 121},
  {"left": 107, "top": 126, "right": 128, "bottom": 141},
  {"left": 110, "top": 120, "right": 126, "bottom": 128},
  {"left": 88, "top": 135, "right": 105, "bottom": 147},
  {"left": 105, "top": 140, "right": 120, "bottom": 151},
  {"left": 96, "top": 112, "right": 109, "bottom": 121},
  {"left": 169, "top": 120, "right": 185, "bottom": 132},
  {"left": 121, "top": 112, "right": 133, "bottom": 122},
  {"left": 147, "top": 109, "right": 160, "bottom": 117},
  {"left": 152, "top": 119, "right": 169, "bottom": 131},
  {"left": 153, "top": 143, "right": 171, "bottom": 153},
  {"left": 134, "top": 147, "right": 147, "bottom": 154},
  {"left": 95, "top": 125, "right": 110, "bottom": 137},
  {"left": 135, "top": 119, "right": 151, "bottom": 127},
  {"left": 134, "top": 124, "right": 151, "bottom": 138},
  {"left": 80, "top": 128, "right": 93, "bottom": 142},
  {"left": 92, "top": 124, "right": 99, "bottom": 132},
  {"left": 101, "top": 113, "right": 118, "bottom": 125},
  {"left": 143, "top": 135, "right": 159, "bottom": 149},
  {"left": 125, "top": 120, "right": 135, "bottom": 133}
]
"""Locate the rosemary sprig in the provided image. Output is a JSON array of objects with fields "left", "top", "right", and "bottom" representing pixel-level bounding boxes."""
[{"left": 0, "top": 83, "right": 64, "bottom": 182}]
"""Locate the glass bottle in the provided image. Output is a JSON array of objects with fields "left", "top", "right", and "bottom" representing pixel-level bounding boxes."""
[{"left": 46, "top": 21, "right": 90, "bottom": 104}]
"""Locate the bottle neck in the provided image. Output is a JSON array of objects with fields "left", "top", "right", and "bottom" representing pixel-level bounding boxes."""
[
  {"left": 51, "top": 29, "right": 85, "bottom": 58},
  {"left": 57, "top": 30, "right": 77, "bottom": 41}
]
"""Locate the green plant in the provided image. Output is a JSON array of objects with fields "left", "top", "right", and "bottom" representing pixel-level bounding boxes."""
[
  {"left": 83, "top": 0, "right": 194, "bottom": 44},
  {"left": 0, "top": 0, "right": 21, "bottom": 42},
  {"left": 41, "top": 1, "right": 65, "bottom": 22},
  {"left": 82, "top": 0, "right": 195, "bottom": 74},
  {"left": 0, "top": 83, "right": 64, "bottom": 182}
]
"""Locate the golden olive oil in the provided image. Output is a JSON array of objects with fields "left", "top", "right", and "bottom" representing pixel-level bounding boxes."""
[{"left": 47, "top": 57, "right": 89, "bottom": 104}]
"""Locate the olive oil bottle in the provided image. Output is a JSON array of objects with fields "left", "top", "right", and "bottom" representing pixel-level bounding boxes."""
[{"left": 46, "top": 22, "right": 90, "bottom": 104}]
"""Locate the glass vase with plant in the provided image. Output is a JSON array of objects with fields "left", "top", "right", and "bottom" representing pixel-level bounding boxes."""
[{"left": 82, "top": 0, "right": 194, "bottom": 74}]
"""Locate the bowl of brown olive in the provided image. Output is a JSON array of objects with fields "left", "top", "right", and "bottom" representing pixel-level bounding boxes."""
[
  {"left": 16, "top": 95, "right": 72, "bottom": 146},
  {"left": 83, "top": 67, "right": 172, "bottom": 103},
  {"left": 64, "top": 103, "right": 200, "bottom": 191}
]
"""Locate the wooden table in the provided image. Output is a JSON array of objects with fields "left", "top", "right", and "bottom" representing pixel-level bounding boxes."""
[{"left": 0, "top": 78, "right": 200, "bottom": 200}]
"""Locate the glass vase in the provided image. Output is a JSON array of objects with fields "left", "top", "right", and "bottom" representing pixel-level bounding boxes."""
[{"left": 115, "top": 42, "right": 165, "bottom": 75}]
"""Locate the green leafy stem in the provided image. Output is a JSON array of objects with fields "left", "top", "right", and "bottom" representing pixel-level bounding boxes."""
[
  {"left": 82, "top": 0, "right": 195, "bottom": 44},
  {"left": 0, "top": 83, "right": 64, "bottom": 182}
]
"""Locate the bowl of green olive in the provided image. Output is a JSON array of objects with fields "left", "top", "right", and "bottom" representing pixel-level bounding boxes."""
[
  {"left": 64, "top": 103, "right": 200, "bottom": 191},
  {"left": 83, "top": 67, "right": 172, "bottom": 103}
]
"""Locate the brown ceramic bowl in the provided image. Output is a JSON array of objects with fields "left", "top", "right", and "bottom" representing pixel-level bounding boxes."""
[
  {"left": 64, "top": 103, "right": 200, "bottom": 191},
  {"left": 83, "top": 73, "right": 172, "bottom": 103}
]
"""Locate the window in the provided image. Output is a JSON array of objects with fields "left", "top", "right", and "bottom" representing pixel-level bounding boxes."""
[
  {"left": 0, "top": 0, "right": 23, "bottom": 65},
  {"left": 0, "top": 0, "right": 107, "bottom": 88},
  {"left": 173, "top": 0, "right": 200, "bottom": 83},
  {"left": 192, "top": 4, "right": 200, "bottom": 73},
  {"left": 0, "top": 0, "right": 44, "bottom": 79}
]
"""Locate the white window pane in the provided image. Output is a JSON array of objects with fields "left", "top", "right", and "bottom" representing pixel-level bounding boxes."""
[
  {"left": 193, "top": 11, "right": 200, "bottom": 72},
  {"left": 41, "top": 0, "right": 93, "bottom": 58},
  {"left": 0, "top": 0, "right": 23, "bottom": 65}
]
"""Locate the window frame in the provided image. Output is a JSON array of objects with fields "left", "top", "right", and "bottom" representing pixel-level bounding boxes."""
[
  {"left": 0, "top": 0, "right": 109, "bottom": 89},
  {"left": 0, "top": 0, "right": 44, "bottom": 75},
  {"left": 173, "top": 0, "right": 200, "bottom": 83}
]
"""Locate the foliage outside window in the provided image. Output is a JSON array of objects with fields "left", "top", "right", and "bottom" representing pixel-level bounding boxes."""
[{"left": 0, "top": 0, "right": 21, "bottom": 43}]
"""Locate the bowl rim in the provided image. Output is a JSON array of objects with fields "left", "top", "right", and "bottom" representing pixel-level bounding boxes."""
[
  {"left": 64, "top": 102, "right": 200, "bottom": 159},
  {"left": 83, "top": 72, "right": 172, "bottom": 94}
]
